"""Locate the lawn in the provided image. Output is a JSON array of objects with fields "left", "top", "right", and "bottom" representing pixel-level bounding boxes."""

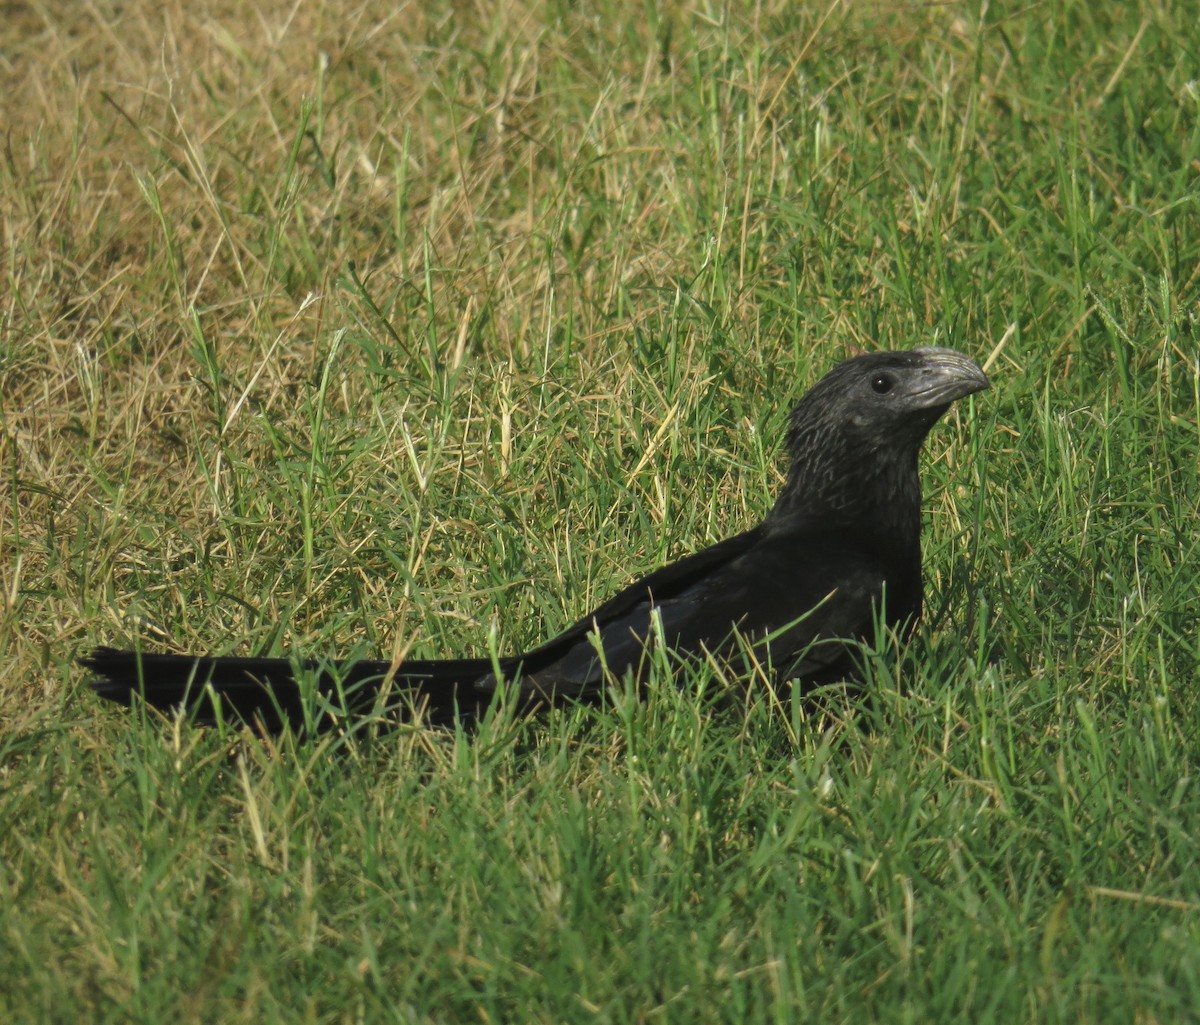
[{"left": 2, "top": 1, "right": 1198, "bottom": 1022}]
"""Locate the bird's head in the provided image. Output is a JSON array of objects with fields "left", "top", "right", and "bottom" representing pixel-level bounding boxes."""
[
  {"left": 795, "top": 347, "right": 990, "bottom": 449},
  {"left": 772, "top": 347, "right": 989, "bottom": 530}
]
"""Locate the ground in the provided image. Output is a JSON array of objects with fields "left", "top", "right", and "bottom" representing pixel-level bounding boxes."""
[{"left": 1, "top": 2, "right": 1198, "bottom": 1021}]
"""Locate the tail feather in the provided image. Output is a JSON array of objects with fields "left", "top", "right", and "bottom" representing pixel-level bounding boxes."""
[{"left": 81, "top": 647, "right": 505, "bottom": 732}]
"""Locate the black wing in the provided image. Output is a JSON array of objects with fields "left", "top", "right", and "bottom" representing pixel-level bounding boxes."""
[{"left": 506, "top": 525, "right": 893, "bottom": 699}]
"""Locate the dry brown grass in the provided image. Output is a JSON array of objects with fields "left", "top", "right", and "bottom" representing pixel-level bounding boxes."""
[{"left": 2, "top": 1, "right": 820, "bottom": 715}]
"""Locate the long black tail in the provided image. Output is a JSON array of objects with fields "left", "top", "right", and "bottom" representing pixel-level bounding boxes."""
[{"left": 81, "top": 647, "right": 510, "bottom": 732}]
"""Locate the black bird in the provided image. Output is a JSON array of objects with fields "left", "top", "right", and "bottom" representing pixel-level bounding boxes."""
[{"left": 83, "top": 347, "right": 988, "bottom": 732}]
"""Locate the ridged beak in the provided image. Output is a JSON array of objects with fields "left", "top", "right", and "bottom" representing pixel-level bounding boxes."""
[{"left": 910, "top": 347, "right": 990, "bottom": 407}]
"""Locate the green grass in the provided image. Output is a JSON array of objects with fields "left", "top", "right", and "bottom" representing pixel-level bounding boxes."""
[{"left": 2, "top": 1, "right": 1199, "bottom": 1021}]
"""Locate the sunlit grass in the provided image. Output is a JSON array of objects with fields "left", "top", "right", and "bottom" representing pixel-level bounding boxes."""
[{"left": 2, "top": 1, "right": 1198, "bottom": 1022}]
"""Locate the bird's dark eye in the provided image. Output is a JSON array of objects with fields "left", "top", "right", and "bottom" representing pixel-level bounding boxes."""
[{"left": 870, "top": 373, "right": 894, "bottom": 394}]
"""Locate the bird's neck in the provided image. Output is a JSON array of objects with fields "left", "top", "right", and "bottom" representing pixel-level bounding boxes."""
[{"left": 766, "top": 445, "right": 923, "bottom": 544}]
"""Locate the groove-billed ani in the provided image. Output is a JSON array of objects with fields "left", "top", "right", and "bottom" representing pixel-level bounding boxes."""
[{"left": 83, "top": 347, "right": 988, "bottom": 731}]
